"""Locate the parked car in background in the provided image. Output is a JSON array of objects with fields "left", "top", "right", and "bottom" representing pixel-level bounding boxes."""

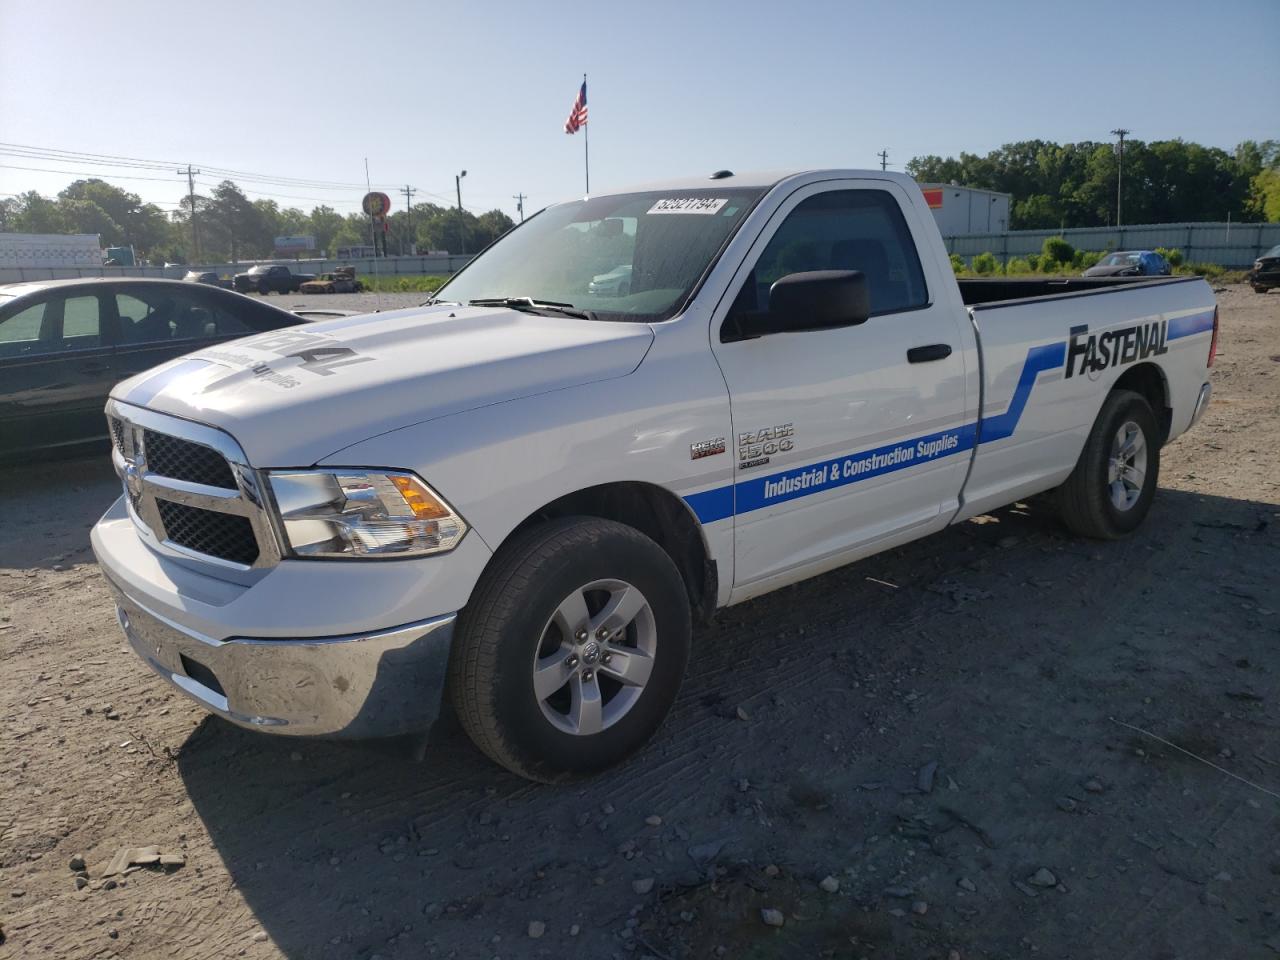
[
  {"left": 0, "top": 278, "right": 304, "bottom": 461},
  {"left": 1249, "top": 244, "right": 1280, "bottom": 293},
  {"left": 232, "top": 264, "right": 316, "bottom": 295},
  {"left": 299, "top": 266, "right": 364, "bottom": 294},
  {"left": 1084, "top": 250, "right": 1171, "bottom": 278},
  {"left": 183, "top": 270, "right": 232, "bottom": 289},
  {"left": 588, "top": 263, "right": 632, "bottom": 297}
]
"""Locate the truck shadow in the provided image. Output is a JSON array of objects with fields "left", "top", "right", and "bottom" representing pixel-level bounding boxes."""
[{"left": 168, "top": 485, "right": 1272, "bottom": 957}]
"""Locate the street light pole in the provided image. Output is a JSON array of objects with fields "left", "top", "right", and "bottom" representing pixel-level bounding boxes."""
[
  {"left": 456, "top": 170, "right": 467, "bottom": 255},
  {"left": 1111, "top": 128, "right": 1130, "bottom": 228}
]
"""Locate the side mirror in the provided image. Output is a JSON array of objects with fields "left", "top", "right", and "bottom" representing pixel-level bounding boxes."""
[{"left": 730, "top": 270, "right": 870, "bottom": 340}]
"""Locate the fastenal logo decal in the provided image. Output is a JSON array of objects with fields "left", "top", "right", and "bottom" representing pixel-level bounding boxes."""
[{"left": 1065, "top": 320, "right": 1167, "bottom": 379}]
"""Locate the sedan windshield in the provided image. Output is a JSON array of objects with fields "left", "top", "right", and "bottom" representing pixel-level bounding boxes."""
[
  {"left": 1263, "top": 245, "right": 1280, "bottom": 259},
  {"left": 435, "top": 188, "right": 766, "bottom": 322},
  {"left": 1100, "top": 252, "right": 1141, "bottom": 266}
]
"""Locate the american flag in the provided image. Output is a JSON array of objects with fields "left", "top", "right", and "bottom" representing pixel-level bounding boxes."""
[{"left": 564, "top": 80, "right": 587, "bottom": 134}]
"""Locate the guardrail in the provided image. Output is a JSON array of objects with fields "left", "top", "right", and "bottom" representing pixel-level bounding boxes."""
[
  {"left": 0, "top": 254, "right": 473, "bottom": 285},
  {"left": 944, "top": 221, "right": 1279, "bottom": 268}
]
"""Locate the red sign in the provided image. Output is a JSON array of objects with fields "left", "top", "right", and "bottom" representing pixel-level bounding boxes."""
[
  {"left": 921, "top": 188, "right": 944, "bottom": 209},
  {"left": 362, "top": 192, "right": 392, "bottom": 218}
]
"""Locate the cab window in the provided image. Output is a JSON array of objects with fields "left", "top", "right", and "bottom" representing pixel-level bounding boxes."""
[{"left": 732, "top": 190, "right": 928, "bottom": 319}]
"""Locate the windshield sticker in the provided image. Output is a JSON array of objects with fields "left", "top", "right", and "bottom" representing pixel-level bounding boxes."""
[{"left": 647, "top": 198, "right": 728, "bottom": 215}]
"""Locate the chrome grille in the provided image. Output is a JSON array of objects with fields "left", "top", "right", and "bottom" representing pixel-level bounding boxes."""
[
  {"left": 157, "top": 501, "right": 259, "bottom": 565},
  {"left": 106, "top": 400, "right": 281, "bottom": 573},
  {"left": 144, "top": 430, "right": 237, "bottom": 490}
]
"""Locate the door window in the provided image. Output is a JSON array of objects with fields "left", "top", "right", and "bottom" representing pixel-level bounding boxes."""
[
  {"left": 0, "top": 302, "right": 49, "bottom": 358},
  {"left": 0, "top": 295, "right": 102, "bottom": 357},
  {"left": 60, "top": 296, "right": 103, "bottom": 348},
  {"left": 116, "top": 289, "right": 253, "bottom": 344},
  {"left": 731, "top": 190, "right": 928, "bottom": 321}
]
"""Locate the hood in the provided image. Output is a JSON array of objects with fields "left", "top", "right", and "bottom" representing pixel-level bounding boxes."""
[
  {"left": 111, "top": 304, "right": 654, "bottom": 466},
  {"left": 1084, "top": 264, "right": 1139, "bottom": 277}
]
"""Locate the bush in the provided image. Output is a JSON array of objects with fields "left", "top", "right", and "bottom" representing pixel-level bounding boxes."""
[
  {"left": 1155, "top": 246, "right": 1185, "bottom": 267},
  {"left": 1026, "top": 253, "right": 1041, "bottom": 271},
  {"left": 1042, "top": 236, "right": 1075, "bottom": 266},
  {"left": 949, "top": 253, "right": 966, "bottom": 273},
  {"left": 358, "top": 273, "right": 450, "bottom": 293},
  {"left": 1079, "top": 251, "right": 1102, "bottom": 270},
  {"left": 971, "top": 252, "right": 999, "bottom": 275},
  {"left": 1006, "top": 256, "right": 1033, "bottom": 275},
  {"left": 1180, "top": 261, "right": 1225, "bottom": 280}
]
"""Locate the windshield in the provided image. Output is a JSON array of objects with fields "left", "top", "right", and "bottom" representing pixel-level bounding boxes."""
[
  {"left": 248, "top": 265, "right": 272, "bottom": 274},
  {"left": 1101, "top": 252, "right": 1141, "bottom": 266},
  {"left": 435, "top": 188, "right": 766, "bottom": 321},
  {"left": 1263, "top": 245, "right": 1280, "bottom": 259}
]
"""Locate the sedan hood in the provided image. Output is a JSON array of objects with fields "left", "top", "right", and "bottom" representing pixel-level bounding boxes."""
[
  {"left": 110, "top": 304, "right": 654, "bottom": 465},
  {"left": 1084, "top": 264, "right": 1138, "bottom": 277}
]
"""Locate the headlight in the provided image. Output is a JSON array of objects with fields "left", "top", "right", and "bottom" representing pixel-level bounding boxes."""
[{"left": 268, "top": 470, "right": 467, "bottom": 559}]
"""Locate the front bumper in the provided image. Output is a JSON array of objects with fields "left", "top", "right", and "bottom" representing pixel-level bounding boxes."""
[
  {"left": 1249, "top": 269, "right": 1280, "bottom": 289},
  {"left": 105, "top": 575, "right": 456, "bottom": 738}
]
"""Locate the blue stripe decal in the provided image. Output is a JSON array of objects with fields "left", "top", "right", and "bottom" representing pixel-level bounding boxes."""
[
  {"left": 977, "top": 341, "right": 1065, "bottom": 443},
  {"left": 1167, "top": 309, "right": 1214, "bottom": 340},
  {"left": 684, "top": 339, "right": 1065, "bottom": 525},
  {"left": 125, "top": 358, "right": 215, "bottom": 406}
]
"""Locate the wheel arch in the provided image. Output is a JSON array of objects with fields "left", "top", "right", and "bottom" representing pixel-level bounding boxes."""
[
  {"left": 495, "top": 481, "right": 717, "bottom": 625},
  {"left": 1113, "top": 362, "right": 1172, "bottom": 444}
]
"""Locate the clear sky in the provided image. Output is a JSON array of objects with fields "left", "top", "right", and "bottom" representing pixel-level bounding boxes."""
[{"left": 2, "top": 0, "right": 1276, "bottom": 221}]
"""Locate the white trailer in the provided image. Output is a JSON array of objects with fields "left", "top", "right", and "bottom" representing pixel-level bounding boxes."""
[{"left": 0, "top": 233, "right": 104, "bottom": 270}]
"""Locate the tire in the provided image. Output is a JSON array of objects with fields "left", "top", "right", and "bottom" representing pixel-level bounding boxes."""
[
  {"left": 1055, "top": 389, "right": 1160, "bottom": 540},
  {"left": 1253, "top": 285, "right": 1267, "bottom": 294},
  {"left": 257, "top": 281, "right": 269, "bottom": 295},
  {"left": 449, "top": 517, "right": 691, "bottom": 782}
]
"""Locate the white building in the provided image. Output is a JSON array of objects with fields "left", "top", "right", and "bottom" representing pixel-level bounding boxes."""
[{"left": 919, "top": 184, "right": 1011, "bottom": 236}]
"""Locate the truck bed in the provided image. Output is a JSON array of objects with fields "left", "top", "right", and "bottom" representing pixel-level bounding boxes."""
[{"left": 958, "top": 275, "right": 1197, "bottom": 307}]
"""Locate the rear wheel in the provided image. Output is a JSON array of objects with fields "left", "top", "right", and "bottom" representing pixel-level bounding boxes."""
[
  {"left": 257, "top": 280, "right": 269, "bottom": 295},
  {"left": 1055, "top": 389, "right": 1160, "bottom": 539},
  {"left": 450, "top": 517, "right": 691, "bottom": 782}
]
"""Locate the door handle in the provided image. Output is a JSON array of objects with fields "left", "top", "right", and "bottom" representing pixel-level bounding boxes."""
[
  {"left": 907, "top": 344, "right": 952, "bottom": 363},
  {"left": 78, "top": 361, "right": 111, "bottom": 374}
]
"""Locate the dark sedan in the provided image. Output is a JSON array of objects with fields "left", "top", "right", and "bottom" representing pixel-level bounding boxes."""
[
  {"left": 1250, "top": 244, "right": 1280, "bottom": 293},
  {"left": 1083, "top": 250, "right": 1172, "bottom": 278},
  {"left": 0, "top": 278, "right": 304, "bottom": 462}
]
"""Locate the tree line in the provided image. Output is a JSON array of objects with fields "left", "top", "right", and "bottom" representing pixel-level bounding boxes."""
[
  {"left": 906, "top": 138, "right": 1280, "bottom": 230},
  {"left": 0, "top": 178, "right": 516, "bottom": 265}
]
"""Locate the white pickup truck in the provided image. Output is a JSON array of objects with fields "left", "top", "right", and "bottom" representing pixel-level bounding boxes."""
[{"left": 92, "top": 170, "right": 1218, "bottom": 781}]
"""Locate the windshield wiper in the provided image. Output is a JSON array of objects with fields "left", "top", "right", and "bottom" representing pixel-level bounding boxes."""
[{"left": 468, "top": 297, "right": 596, "bottom": 321}]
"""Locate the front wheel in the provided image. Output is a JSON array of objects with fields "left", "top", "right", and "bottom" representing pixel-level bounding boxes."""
[
  {"left": 1055, "top": 389, "right": 1160, "bottom": 539},
  {"left": 450, "top": 517, "right": 691, "bottom": 782}
]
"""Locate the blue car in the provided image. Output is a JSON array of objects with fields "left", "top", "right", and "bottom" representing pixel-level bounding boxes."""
[{"left": 1084, "top": 250, "right": 1172, "bottom": 278}]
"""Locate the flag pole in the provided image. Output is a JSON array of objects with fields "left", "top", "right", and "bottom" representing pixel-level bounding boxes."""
[{"left": 583, "top": 73, "right": 590, "bottom": 195}]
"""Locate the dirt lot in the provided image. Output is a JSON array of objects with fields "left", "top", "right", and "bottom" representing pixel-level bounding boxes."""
[{"left": 1, "top": 284, "right": 1277, "bottom": 960}]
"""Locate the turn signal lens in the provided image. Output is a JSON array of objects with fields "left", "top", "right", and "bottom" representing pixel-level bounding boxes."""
[{"left": 389, "top": 474, "right": 451, "bottom": 520}]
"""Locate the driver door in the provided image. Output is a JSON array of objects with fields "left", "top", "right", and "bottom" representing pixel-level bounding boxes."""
[{"left": 710, "top": 180, "right": 973, "bottom": 591}]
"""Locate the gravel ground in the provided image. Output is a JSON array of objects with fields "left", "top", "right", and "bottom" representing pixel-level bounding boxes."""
[{"left": 1, "top": 284, "right": 1278, "bottom": 960}]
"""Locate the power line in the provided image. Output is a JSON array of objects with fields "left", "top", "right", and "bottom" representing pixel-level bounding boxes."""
[{"left": 0, "top": 161, "right": 186, "bottom": 183}]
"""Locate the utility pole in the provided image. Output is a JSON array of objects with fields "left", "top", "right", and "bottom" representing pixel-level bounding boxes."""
[
  {"left": 400, "top": 185, "right": 417, "bottom": 255},
  {"left": 455, "top": 170, "right": 467, "bottom": 255},
  {"left": 178, "top": 164, "right": 201, "bottom": 262},
  {"left": 878, "top": 149, "right": 889, "bottom": 171},
  {"left": 1111, "top": 128, "right": 1130, "bottom": 227},
  {"left": 513, "top": 192, "right": 526, "bottom": 223}
]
